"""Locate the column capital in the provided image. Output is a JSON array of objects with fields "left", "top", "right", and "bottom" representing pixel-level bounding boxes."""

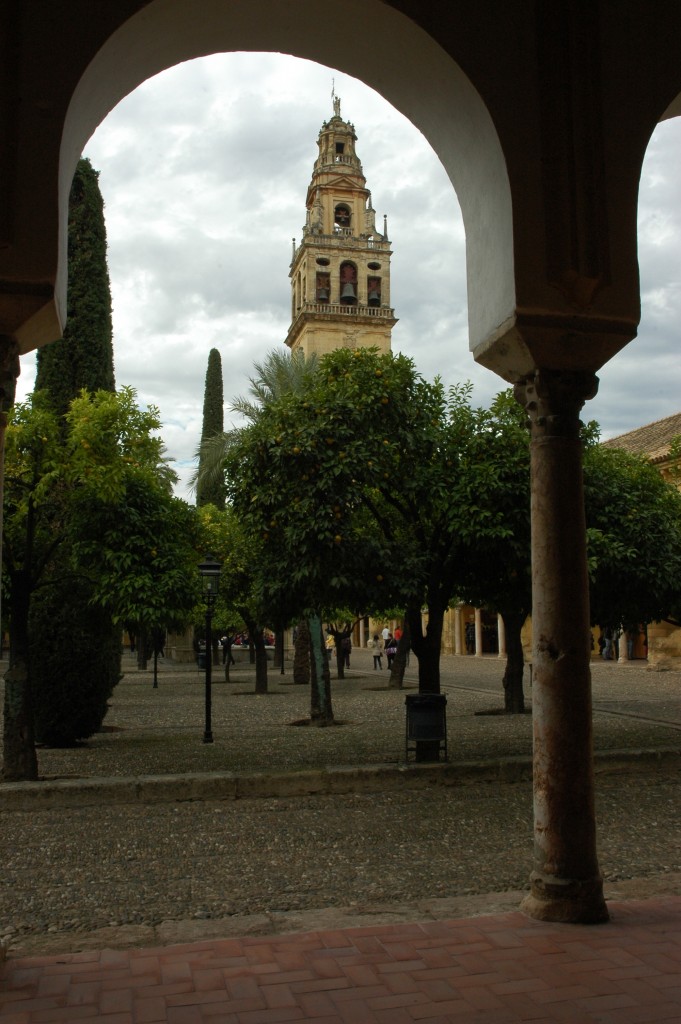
[
  {"left": 0, "top": 335, "right": 20, "bottom": 412},
  {"left": 514, "top": 369, "right": 599, "bottom": 440}
]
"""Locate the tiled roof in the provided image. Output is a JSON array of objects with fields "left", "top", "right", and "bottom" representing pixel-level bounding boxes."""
[{"left": 601, "top": 412, "right": 681, "bottom": 464}]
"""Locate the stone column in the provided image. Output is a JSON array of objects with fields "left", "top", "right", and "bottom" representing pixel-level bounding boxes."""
[
  {"left": 359, "top": 618, "right": 365, "bottom": 648},
  {"left": 454, "top": 606, "right": 462, "bottom": 655},
  {"left": 515, "top": 369, "right": 608, "bottom": 924},
  {"left": 618, "top": 631, "right": 629, "bottom": 663},
  {"left": 497, "top": 613, "right": 506, "bottom": 658},
  {"left": 474, "top": 608, "right": 483, "bottom": 657}
]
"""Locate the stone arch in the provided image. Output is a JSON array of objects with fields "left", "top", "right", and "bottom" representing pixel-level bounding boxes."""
[
  {"left": 57, "top": 0, "right": 512, "bottom": 362},
  {"left": 6, "top": 0, "right": 681, "bottom": 927}
]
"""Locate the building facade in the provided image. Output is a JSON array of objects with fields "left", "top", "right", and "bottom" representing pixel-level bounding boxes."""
[{"left": 285, "top": 98, "right": 397, "bottom": 359}]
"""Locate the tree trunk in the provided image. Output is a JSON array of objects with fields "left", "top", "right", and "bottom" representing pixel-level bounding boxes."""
[
  {"left": 3, "top": 569, "right": 38, "bottom": 781},
  {"left": 388, "top": 615, "right": 410, "bottom": 689},
  {"left": 334, "top": 636, "right": 345, "bottom": 680},
  {"left": 136, "top": 626, "right": 148, "bottom": 670},
  {"left": 309, "top": 613, "right": 334, "bottom": 725},
  {"left": 330, "top": 624, "right": 353, "bottom": 680},
  {"left": 253, "top": 631, "right": 268, "bottom": 694},
  {"left": 407, "top": 601, "right": 444, "bottom": 761},
  {"left": 274, "top": 629, "right": 285, "bottom": 673},
  {"left": 502, "top": 610, "right": 527, "bottom": 713},
  {"left": 293, "top": 619, "right": 310, "bottom": 685},
  {"left": 408, "top": 602, "right": 444, "bottom": 694},
  {"left": 242, "top": 614, "right": 268, "bottom": 694}
]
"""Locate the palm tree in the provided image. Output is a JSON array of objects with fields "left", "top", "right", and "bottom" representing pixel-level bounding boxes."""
[{"left": 192, "top": 348, "right": 319, "bottom": 496}]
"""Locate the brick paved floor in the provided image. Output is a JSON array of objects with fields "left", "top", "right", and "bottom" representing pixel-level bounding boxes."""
[{"left": 2, "top": 896, "right": 680, "bottom": 1023}]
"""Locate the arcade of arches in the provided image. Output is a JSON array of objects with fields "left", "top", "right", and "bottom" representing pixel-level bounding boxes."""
[{"left": 2, "top": 0, "right": 681, "bottom": 927}]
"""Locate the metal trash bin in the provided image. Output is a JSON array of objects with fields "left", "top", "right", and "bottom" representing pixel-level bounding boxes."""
[
  {"left": 405, "top": 693, "right": 447, "bottom": 761},
  {"left": 197, "top": 652, "right": 206, "bottom": 670}
]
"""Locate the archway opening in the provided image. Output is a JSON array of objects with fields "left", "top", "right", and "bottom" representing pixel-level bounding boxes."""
[
  {"left": 20, "top": 53, "right": 480, "bottom": 497},
  {"left": 17, "top": 55, "right": 681, "bottom": 494},
  {"left": 589, "top": 114, "right": 681, "bottom": 439}
]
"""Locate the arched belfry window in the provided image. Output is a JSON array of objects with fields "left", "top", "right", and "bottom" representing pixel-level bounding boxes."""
[
  {"left": 340, "top": 262, "right": 357, "bottom": 305},
  {"left": 367, "top": 276, "right": 381, "bottom": 306},
  {"left": 316, "top": 272, "right": 330, "bottom": 303},
  {"left": 334, "top": 203, "right": 351, "bottom": 229}
]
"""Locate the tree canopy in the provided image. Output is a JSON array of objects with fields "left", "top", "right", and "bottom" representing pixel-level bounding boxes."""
[
  {"left": 2, "top": 387, "right": 201, "bottom": 778},
  {"left": 34, "top": 157, "right": 115, "bottom": 411},
  {"left": 583, "top": 439, "right": 681, "bottom": 630},
  {"left": 223, "top": 348, "right": 514, "bottom": 692},
  {"left": 194, "top": 347, "right": 319, "bottom": 502},
  {"left": 221, "top": 347, "right": 681, "bottom": 706}
]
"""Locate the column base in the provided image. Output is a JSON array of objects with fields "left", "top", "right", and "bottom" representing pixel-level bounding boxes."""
[{"left": 521, "top": 871, "right": 609, "bottom": 924}]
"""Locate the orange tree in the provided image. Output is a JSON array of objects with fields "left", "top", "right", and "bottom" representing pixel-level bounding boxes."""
[
  {"left": 2, "top": 387, "right": 201, "bottom": 778},
  {"left": 222, "top": 349, "right": 422, "bottom": 714},
  {"left": 583, "top": 438, "right": 681, "bottom": 636},
  {"left": 196, "top": 503, "right": 274, "bottom": 694},
  {"left": 225, "top": 347, "right": 681, "bottom": 710},
  {"left": 223, "top": 348, "right": 523, "bottom": 695}
]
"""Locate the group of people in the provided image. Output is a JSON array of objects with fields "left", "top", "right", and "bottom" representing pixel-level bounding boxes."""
[
  {"left": 218, "top": 630, "right": 278, "bottom": 665},
  {"left": 323, "top": 625, "right": 404, "bottom": 671},
  {"left": 370, "top": 626, "right": 401, "bottom": 669}
]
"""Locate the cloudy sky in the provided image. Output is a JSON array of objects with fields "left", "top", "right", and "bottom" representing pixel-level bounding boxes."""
[{"left": 16, "top": 53, "right": 681, "bottom": 499}]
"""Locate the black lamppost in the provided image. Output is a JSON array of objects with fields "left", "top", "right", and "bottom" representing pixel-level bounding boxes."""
[{"left": 198, "top": 554, "right": 221, "bottom": 743}]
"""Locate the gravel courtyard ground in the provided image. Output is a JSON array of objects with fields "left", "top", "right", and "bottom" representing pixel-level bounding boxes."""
[{"left": 1, "top": 650, "right": 679, "bottom": 957}]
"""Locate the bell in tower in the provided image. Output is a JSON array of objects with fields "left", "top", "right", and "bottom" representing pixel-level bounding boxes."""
[
  {"left": 340, "top": 263, "right": 357, "bottom": 305},
  {"left": 367, "top": 276, "right": 381, "bottom": 306}
]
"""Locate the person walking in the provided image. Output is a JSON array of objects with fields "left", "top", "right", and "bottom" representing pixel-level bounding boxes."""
[
  {"left": 220, "top": 634, "right": 236, "bottom": 666},
  {"left": 372, "top": 633, "right": 383, "bottom": 670}
]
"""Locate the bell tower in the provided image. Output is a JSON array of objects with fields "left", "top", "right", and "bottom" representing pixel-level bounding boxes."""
[{"left": 285, "top": 95, "right": 397, "bottom": 357}]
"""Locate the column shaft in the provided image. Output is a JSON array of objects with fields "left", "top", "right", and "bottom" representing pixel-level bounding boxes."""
[
  {"left": 474, "top": 608, "right": 483, "bottom": 657},
  {"left": 454, "top": 607, "right": 462, "bottom": 655},
  {"left": 515, "top": 370, "right": 608, "bottom": 924},
  {"left": 497, "top": 613, "right": 506, "bottom": 658},
  {"left": 618, "top": 630, "right": 629, "bottom": 663}
]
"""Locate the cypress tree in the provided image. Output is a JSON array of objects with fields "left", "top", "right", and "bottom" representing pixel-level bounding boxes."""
[
  {"left": 35, "top": 157, "right": 115, "bottom": 410},
  {"left": 29, "top": 156, "right": 120, "bottom": 745},
  {"left": 196, "top": 347, "right": 226, "bottom": 508}
]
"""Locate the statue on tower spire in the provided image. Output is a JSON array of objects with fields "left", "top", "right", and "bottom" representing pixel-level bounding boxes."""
[{"left": 331, "top": 80, "right": 341, "bottom": 118}]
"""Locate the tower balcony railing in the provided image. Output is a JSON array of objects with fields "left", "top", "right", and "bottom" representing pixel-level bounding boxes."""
[
  {"left": 293, "top": 232, "right": 391, "bottom": 263},
  {"left": 316, "top": 154, "right": 362, "bottom": 170},
  {"left": 291, "top": 301, "right": 395, "bottom": 323}
]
